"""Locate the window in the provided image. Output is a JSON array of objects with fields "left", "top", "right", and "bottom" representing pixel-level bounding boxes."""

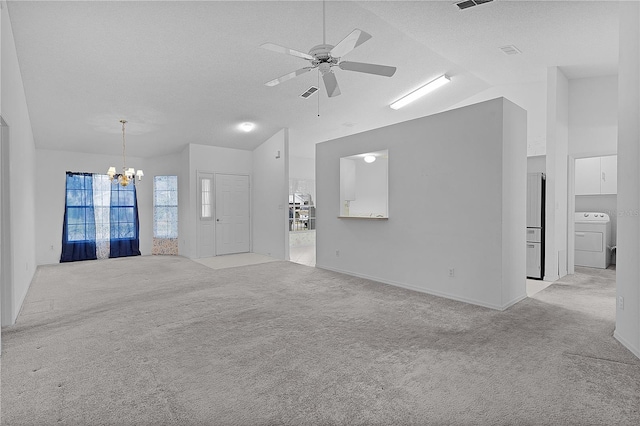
[
  {"left": 201, "top": 177, "right": 212, "bottom": 219},
  {"left": 110, "top": 182, "right": 137, "bottom": 240},
  {"left": 154, "top": 176, "right": 178, "bottom": 239},
  {"left": 65, "top": 173, "right": 95, "bottom": 242},
  {"left": 61, "top": 171, "right": 141, "bottom": 262}
]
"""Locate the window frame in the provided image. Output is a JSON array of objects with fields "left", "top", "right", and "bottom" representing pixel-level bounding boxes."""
[{"left": 153, "top": 175, "right": 179, "bottom": 239}]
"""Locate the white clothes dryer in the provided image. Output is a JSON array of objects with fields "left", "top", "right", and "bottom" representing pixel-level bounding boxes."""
[{"left": 574, "top": 212, "right": 611, "bottom": 269}]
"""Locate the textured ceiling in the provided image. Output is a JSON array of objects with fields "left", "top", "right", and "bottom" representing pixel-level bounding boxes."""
[{"left": 7, "top": 0, "right": 620, "bottom": 159}]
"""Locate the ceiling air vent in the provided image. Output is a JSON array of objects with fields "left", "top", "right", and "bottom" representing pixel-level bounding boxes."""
[
  {"left": 300, "top": 86, "right": 318, "bottom": 99},
  {"left": 499, "top": 45, "right": 522, "bottom": 56},
  {"left": 455, "top": 0, "right": 493, "bottom": 10}
]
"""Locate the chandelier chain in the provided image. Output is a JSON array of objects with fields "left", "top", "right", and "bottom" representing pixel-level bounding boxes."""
[
  {"left": 108, "top": 119, "right": 142, "bottom": 186},
  {"left": 121, "top": 119, "right": 127, "bottom": 173}
]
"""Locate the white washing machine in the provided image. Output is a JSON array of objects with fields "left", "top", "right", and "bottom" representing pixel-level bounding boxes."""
[{"left": 574, "top": 212, "right": 611, "bottom": 269}]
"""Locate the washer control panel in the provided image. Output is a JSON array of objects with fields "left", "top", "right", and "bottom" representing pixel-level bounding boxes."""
[{"left": 575, "top": 212, "right": 610, "bottom": 222}]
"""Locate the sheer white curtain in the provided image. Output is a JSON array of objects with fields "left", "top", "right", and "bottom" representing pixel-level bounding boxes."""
[{"left": 92, "top": 174, "right": 111, "bottom": 259}]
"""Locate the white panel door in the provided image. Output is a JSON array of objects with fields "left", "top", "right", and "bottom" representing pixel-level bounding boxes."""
[
  {"left": 197, "top": 172, "right": 215, "bottom": 258},
  {"left": 575, "top": 157, "right": 602, "bottom": 195},
  {"left": 600, "top": 155, "right": 617, "bottom": 194},
  {"left": 215, "top": 174, "right": 250, "bottom": 255}
]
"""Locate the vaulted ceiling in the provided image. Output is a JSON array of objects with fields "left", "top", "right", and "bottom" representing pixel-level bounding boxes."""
[{"left": 7, "top": 1, "right": 619, "bottom": 159}]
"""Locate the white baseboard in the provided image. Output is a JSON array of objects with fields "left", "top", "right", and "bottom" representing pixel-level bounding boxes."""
[
  {"left": 316, "top": 264, "right": 526, "bottom": 311},
  {"left": 502, "top": 293, "right": 528, "bottom": 310},
  {"left": 614, "top": 330, "right": 640, "bottom": 359},
  {"left": 10, "top": 267, "right": 36, "bottom": 326}
]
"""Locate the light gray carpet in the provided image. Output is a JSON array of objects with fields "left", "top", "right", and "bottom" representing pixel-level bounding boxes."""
[{"left": 1, "top": 257, "right": 639, "bottom": 425}]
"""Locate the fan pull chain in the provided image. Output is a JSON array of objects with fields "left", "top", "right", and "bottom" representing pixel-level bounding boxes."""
[{"left": 317, "top": 70, "right": 321, "bottom": 117}]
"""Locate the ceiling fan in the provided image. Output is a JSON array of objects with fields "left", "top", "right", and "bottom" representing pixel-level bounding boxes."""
[{"left": 260, "top": 3, "right": 396, "bottom": 97}]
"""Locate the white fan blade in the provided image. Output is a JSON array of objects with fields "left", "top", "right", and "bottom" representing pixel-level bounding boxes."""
[
  {"left": 265, "top": 67, "right": 314, "bottom": 87},
  {"left": 330, "top": 29, "right": 372, "bottom": 58},
  {"left": 260, "top": 43, "right": 314, "bottom": 61},
  {"left": 338, "top": 61, "right": 397, "bottom": 77},
  {"left": 322, "top": 71, "right": 341, "bottom": 97}
]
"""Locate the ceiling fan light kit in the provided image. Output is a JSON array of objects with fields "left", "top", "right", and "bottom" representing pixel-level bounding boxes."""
[{"left": 390, "top": 75, "right": 451, "bottom": 110}]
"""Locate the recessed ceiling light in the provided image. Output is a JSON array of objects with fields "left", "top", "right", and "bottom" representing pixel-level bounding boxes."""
[
  {"left": 390, "top": 74, "right": 450, "bottom": 110},
  {"left": 364, "top": 155, "right": 376, "bottom": 163},
  {"left": 239, "top": 122, "right": 255, "bottom": 132}
]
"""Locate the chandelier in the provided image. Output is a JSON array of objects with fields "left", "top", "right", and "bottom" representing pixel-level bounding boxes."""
[{"left": 107, "top": 119, "right": 143, "bottom": 186}]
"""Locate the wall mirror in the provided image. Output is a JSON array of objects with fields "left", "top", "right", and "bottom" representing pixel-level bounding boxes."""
[{"left": 339, "top": 149, "right": 388, "bottom": 218}]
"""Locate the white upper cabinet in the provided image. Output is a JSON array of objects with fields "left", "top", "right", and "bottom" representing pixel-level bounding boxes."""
[
  {"left": 575, "top": 157, "right": 602, "bottom": 195},
  {"left": 575, "top": 155, "right": 617, "bottom": 195},
  {"left": 600, "top": 155, "right": 618, "bottom": 194}
]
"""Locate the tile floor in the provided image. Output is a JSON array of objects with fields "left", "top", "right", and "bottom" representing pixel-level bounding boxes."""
[
  {"left": 289, "top": 244, "right": 316, "bottom": 267},
  {"left": 526, "top": 278, "right": 553, "bottom": 297},
  {"left": 194, "top": 252, "right": 278, "bottom": 270}
]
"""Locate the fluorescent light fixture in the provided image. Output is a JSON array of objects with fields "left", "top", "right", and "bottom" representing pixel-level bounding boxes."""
[
  {"left": 239, "top": 122, "right": 255, "bottom": 132},
  {"left": 390, "top": 75, "right": 451, "bottom": 110},
  {"left": 364, "top": 155, "right": 376, "bottom": 163}
]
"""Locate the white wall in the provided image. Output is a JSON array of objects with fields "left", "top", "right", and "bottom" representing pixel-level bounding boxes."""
[
  {"left": 545, "top": 67, "right": 570, "bottom": 281},
  {"left": 179, "top": 146, "right": 190, "bottom": 257},
  {"left": 290, "top": 155, "right": 314, "bottom": 181},
  {"left": 569, "top": 75, "right": 618, "bottom": 157},
  {"left": 615, "top": 1, "right": 640, "bottom": 359},
  {"left": 139, "top": 151, "right": 184, "bottom": 254},
  {"left": 252, "top": 129, "right": 289, "bottom": 259},
  {"left": 502, "top": 98, "right": 529, "bottom": 305},
  {"left": 35, "top": 149, "right": 150, "bottom": 265},
  {"left": 184, "top": 143, "right": 252, "bottom": 258},
  {"left": 1, "top": 3, "right": 37, "bottom": 326},
  {"left": 527, "top": 155, "right": 546, "bottom": 174},
  {"left": 34, "top": 142, "right": 265, "bottom": 265},
  {"left": 289, "top": 155, "right": 316, "bottom": 208},
  {"left": 316, "top": 98, "right": 527, "bottom": 310},
  {"left": 451, "top": 81, "right": 547, "bottom": 156}
]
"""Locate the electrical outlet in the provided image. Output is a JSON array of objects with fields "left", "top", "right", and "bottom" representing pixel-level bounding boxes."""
[
  {"left": 448, "top": 268, "right": 455, "bottom": 278},
  {"left": 618, "top": 296, "right": 624, "bottom": 310},
  {"left": 335, "top": 250, "right": 340, "bottom": 257}
]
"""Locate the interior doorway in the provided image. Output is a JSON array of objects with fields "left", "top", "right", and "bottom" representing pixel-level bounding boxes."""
[
  {"left": 289, "top": 179, "right": 316, "bottom": 266},
  {"left": 570, "top": 154, "right": 617, "bottom": 273}
]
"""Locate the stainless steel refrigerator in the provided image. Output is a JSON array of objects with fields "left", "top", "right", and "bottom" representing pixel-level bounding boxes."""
[{"left": 526, "top": 173, "right": 545, "bottom": 279}]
